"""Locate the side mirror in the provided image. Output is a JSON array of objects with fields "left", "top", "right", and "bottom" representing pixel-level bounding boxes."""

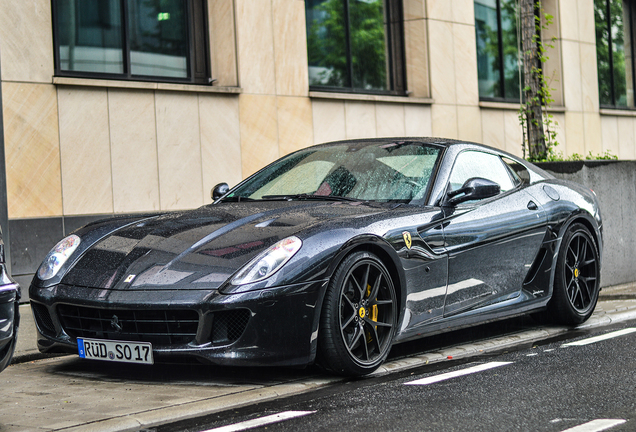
[
  {"left": 211, "top": 182, "right": 229, "bottom": 201},
  {"left": 445, "top": 177, "right": 500, "bottom": 206}
]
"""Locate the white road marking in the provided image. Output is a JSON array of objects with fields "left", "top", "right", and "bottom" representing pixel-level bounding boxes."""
[
  {"left": 562, "top": 328, "right": 636, "bottom": 347},
  {"left": 404, "top": 361, "right": 513, "bottom": 386},
  {"left": 201, "top": 411, "right": 316, "bottom": 432},
  {"left": 560, "top": 419, "right": 626, "bottom": 432},
  {"left": 527, "top": 353, "right": 539, "bottom": 356}
]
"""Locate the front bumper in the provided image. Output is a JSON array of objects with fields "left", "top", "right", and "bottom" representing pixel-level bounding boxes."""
[
  {"left": 29, "top": 280, "right": 327, "bottom": 367},
  {"left": 0, "top": 276, "right": 20, "bottom": 372}
]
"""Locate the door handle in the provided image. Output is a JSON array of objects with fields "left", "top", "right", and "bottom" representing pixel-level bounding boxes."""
[{"left": 527, "top": 201, "right": 538, "bottom": 211}]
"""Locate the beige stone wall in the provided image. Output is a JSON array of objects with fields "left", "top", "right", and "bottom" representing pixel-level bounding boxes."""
[{"left": 1, "top": 0, "right": 636, "bottom": 220}]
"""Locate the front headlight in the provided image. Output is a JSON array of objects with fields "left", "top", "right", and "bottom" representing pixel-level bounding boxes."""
[
  {"left": 37, "top": 235, "right": 81, "bottom": 280},
  {"left": 231, "top": 236, "right": 302, "bottom": 285}
]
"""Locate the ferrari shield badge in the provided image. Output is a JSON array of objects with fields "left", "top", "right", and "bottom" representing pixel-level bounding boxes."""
[{"left": 402, "top": 231, "right": 412, "bottom": 249}]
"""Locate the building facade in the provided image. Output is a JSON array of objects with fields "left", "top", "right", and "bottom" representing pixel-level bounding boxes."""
[{"left": 1, "top": 0, "right": 635, "bottom": 289}]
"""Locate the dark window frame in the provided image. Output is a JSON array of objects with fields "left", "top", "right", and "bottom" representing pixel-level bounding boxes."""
[
  {"left": 596, "top": 0, "right": 636, "bottom": 109},
  {"left": 306, "top": 0, "right": 406, "bottom": 96},
  {"left": 475, "top": 0, "right": 523, "bottom": 103},
  {"left": 51, "top": 0, "right": 211, "bottom": 85}
]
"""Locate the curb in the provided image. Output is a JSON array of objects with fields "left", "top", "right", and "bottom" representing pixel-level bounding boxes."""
[{"left": 60, "top": 299, "right": 636, "bottom": 432}]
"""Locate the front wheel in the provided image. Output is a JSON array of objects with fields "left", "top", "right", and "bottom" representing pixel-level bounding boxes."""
[
  {"left": 549, "top": 223, "right": 600, "bottom": 325},
  {"left": 318, "top": 251, "right": 397, "bottom": 376}
]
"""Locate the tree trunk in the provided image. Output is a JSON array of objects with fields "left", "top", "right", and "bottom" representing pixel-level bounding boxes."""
[{"left": 520, "top": 0, "right": 546, "bottom": 158}]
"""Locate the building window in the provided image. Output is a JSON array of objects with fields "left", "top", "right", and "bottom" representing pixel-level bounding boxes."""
[
  {"left": 52, "top": 0, "right": 210, "bottom": 84},
  {"left": 474, "top": 0, "right": 521, "bottom": 101},
  {"left": 305, "top": 0, "right": 405, "bottom": 94},
  {"left": 595, "top": 0, "right": 635, "bottom": 108}
]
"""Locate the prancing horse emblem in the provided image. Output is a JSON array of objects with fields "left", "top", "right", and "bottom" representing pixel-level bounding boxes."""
[
  {"left": 110, "top": 315, "right": 123, "bottom": 333},
  {"left": 402, "top": 231, "right": 412, "bottom": 249}
]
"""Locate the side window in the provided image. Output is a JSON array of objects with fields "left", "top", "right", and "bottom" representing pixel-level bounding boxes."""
[
  {"left": 448, "top": 151, "right": 515, "bottom": 195},
  {"left": 53, "top": 0, "right": 210, "bottom": 84},
  {"left": 474, "top": 0, "right": 520, "bottom": 101},
  {"left": 502, "top": 157, "right": 530, "bottom": 185},
  {"left": 305, "top": 0, "right": 405, "bottom": 94}
]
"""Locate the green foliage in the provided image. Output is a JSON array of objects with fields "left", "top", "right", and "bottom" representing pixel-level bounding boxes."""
[
  {"left": 523, "top": 2, "right": 619, "bottom": 163},
  {"left": 532, "top": 150, "right": 618, "bottom": 162},
  {"left": 521, "top": 2, "right": 559, "bottom": 162},
  {"left": 306, "top": 0, "right": 387, "bottom": 89}
]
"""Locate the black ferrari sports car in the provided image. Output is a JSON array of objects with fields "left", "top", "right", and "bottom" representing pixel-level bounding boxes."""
[
  {"left": 30, "top": 138, "right": 602, "bottom": 376},
  {"left": 0, "top": 227, "right": 20, "bottom": 373}
]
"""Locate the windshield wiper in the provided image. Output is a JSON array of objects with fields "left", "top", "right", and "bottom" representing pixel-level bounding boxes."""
[
  {"left": 219, "top": 196, "right": 257, "bottom": 202},
  {"left": 261, "top": 193, "right": 363, "bottom": 202}
]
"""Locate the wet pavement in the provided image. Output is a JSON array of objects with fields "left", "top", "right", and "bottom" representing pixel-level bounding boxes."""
[{"left": 3, "top": 281, "right": 636, "bottom": 432}]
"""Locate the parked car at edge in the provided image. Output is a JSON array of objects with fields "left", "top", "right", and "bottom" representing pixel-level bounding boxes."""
[
  {"left": 0, "top": 227, "right": 20, "bottom": 373},
  {"left": 29, "top": 138, "right": 602, "bottom": 376}
]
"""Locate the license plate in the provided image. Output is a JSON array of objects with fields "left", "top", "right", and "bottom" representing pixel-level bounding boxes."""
[{"left": 78, "top": 338, "right": 154, "bottom": 365}]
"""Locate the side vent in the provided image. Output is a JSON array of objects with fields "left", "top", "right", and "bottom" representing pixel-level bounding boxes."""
[
  {"left": 31, "top": 303, "right": 56, "bottom": 337},
  {"left": 523, "top": 247, "right": 548, "bottom": 285},
  {"left": 211, "top": 309, "right": 250, "bottom": 345}
]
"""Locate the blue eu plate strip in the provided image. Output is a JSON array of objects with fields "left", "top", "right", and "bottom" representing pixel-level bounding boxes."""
[{"left": 78, "top": 338, "right": 85, "bottom": 358}]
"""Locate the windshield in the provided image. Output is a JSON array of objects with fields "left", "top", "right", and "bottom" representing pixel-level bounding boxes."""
[{"left": 226, "top": 141, "right": 443, "bottom": 203}]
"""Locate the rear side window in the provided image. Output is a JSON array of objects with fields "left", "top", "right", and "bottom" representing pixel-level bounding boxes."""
[{"left": 502, "top": 157, "right": 531, "bottom": 185}]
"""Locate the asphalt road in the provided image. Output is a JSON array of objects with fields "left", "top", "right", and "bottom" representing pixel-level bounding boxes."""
[{"left": 158, "top": 320, "right": 636, "bottom": 432}]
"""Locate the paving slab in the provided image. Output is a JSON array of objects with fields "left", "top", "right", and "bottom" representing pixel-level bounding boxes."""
[{"left": 4, "top": 295, "right": 636, "bottom": 432}]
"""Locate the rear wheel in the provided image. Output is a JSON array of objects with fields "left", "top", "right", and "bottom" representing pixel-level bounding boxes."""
[
  {"left": 318, "top": 251, "right": 397, "bottom": 376},
  {"left": 549, "top": 223, "right": 600, "bottom": 325}
]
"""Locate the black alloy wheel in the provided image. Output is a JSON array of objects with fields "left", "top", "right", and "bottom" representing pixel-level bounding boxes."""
[
  {"left": 550, "top": 223, "right": 600, "bottom": 325},
  {"left": 318, "top": 251, "right": 397, "bottom": 376}
]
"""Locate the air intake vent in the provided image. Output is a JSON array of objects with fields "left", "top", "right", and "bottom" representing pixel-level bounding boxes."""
[
  {"left": 31, "top": 303, "right": 56, "bottom": 337},
  {"left": 211, "top": 309, "right": 250, "bottom": 345},
  {"left": 57, "top": 305, "right": 199, "bottom": 346}
]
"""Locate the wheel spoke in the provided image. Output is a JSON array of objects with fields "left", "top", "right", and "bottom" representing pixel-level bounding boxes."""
[
  {"left": 361, "top": 264, "right": 371, "bottom": 298},
  {"left": 374, "top": 299, "right": 393, "bottom": 306},
  {"left": 347, "top": 324, "right": 363, "bottom": 351},
  {"left": 342, "top": 293, "right": 356, "bottom": 310},
  {"left": 567, "top": 243, "right": 577, "bottom": 264},
  {"left": 578, "top": 236, "right": 585, "bottom": 262},
  {"left": 580, "top": 279, "right": 593, "bottom": 304},
  {"left": 580, "top": 238, "right": 588, "bottom": 265},
  {"left": 361, "top": 324, "right": 370, "bottom": 360},
  {"left": 367, "top": 272, "right": 382, "bottom": 303},
  {"left": 364, "top": 322, "right": 382, "bottom": 354},
  {"left": 341, "top": 311, "right": 356, "bottom": 331},
  {"left": 365, "top": 317, "right": 392, "bottom": 328},
  {"left": 349, "top": 275, "right": 364, "bottom": 302},
  {"left": 581, "top": 258, "right": 596, "bottom": 268},
  {"left": 566, "top": 278, "right": 577, "bottom": 303}
]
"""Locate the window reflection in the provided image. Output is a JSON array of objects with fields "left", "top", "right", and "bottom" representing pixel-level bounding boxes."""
[
  {"left": 56, "top": 0, "right": 124, "bottom": 74},
  {"left": 474, "top": 0, "right": 520, "bottom": 101},
  {"left": 54, "top": 0, "right": 207, "bottom": 83},
  {"left": 127, "top": 0, "right": 188, "bottom": 78},
  {"left": 306, "top": 0, "right": 394, "bottom": 92},
  {"left": 595, "top": 0, "right": 636, "bottom": 107}
]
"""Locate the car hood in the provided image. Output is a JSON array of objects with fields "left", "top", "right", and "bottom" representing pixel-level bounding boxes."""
[{"left": 60, "top": 200, "right": 390, "bottom": 290}]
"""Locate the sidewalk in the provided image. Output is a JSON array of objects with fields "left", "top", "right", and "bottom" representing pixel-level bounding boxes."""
[
  {"left": 4, "top": 283, "right": 636, "bottom": 432},
  {"left": 12, "top": 281, "right": 636, "bottom": 365}
]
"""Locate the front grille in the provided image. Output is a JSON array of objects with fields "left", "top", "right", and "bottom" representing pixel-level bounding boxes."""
[
  {"left": 31, "top": 303, "right": 56, "bottom": 337},
  {"left": 57, "top": 305, "right": 199, "bottom": 346},
  {"left": 211, "top": 309, "right": 250, "bottom": 345}
]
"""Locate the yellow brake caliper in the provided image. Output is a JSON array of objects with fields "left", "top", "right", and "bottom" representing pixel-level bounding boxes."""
[{"left": 366, "top": 284, "right": 379, "bottom": 343}]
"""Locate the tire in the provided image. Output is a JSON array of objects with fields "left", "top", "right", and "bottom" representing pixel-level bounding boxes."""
[
  {"left": 0, "top": 317, "right": 17, "bottom": 373},
  {"left": 548, "top": 223, "right": 600, "bottom": 325},
  {"left": 318, "top": 251, "right": 397, "bottom": 376}
]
